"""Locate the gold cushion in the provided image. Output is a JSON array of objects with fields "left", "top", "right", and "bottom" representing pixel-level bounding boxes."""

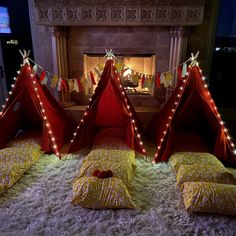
[
  {"left": 72, "top": 176, "right": 136, "bottom": 209},
  {"left": 169, "top": 152, "right": 224, "bottom": 174},
  {"left": 182, "top": 182, "right": 236, "bottom": 216},
  {"left": 0, "top": 161, "right": 30, "bottom": 187},
  {"left": 0, "top": 146, "right": 41, "bottom": 164},
  {"left": 85, "top": 148, "right": 136, "bottom": 169},
  {"left": 176, "top": 164, "right": 236, "bottom": 190},
  {"left": 79, "top": 160, "right": 134, "bottom": 188}
]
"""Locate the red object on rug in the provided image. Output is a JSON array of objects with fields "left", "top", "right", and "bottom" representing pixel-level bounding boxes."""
[
  {"left": 68, "top": 60, "right": 145, "bottom": 155},
  {"left": 146, "top": 66, "right": 236, "bottom": 166},
  {"left": 0, "top": 65, "right": 76, "bottom": 157}
]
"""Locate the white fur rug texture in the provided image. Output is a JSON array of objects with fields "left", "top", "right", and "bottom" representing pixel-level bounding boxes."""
[{"left": 0, "top": 154, "right": 235, "bottom": 236}]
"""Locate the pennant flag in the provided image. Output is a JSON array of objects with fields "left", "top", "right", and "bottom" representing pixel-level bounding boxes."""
[
  {"left": 39, "top": 70, "right": 47, "bottom": 83},
  {"left": 73, "top": 79, "right": 79, "bottom": 92},
  {"left": 181, "top": 63, "right": 187, "bottom": 78},
  {"left": 141, "top": 75, "right": 146, "bottom": 88},
  {"left": 68, "top": 79, "right": 74, "bottom": 92},
  {"left": 155, "top": 73, "right": 161, "bottom": 88},
  {"left": 94, "top": 67, "right": 101, "bottom": 78},
  {"left": 115, "top": 62, "right": 123, "bottom": 73},
  {"left": 50, "top": 75, "right": 59, "bottom": 89},
  {"left": 57, "top": 78, "right": 62, "bottom": 91},
  {"left": 161, "top": 72, "right": 173, "bottom": 88},
  {"left": 32, "top": 64, "right": 38, "bottom": 75},
  {"left": 77, "top": 78, "right": 83, "bottom": 91},
  {"left": 41, "top": 72, "right": 49, "bottom": 85},
  {"left": 60, "top": 79, "right": 67, "bottom": 92},
  {"left": 89, "top": 71, "right": 96, "bottom": 85}
]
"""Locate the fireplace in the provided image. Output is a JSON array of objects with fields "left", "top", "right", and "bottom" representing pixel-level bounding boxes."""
[{"left": 28, "top": 0, "right": 207, "bottom": 125}]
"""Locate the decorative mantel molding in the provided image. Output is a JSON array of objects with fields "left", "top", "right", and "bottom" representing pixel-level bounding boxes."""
[{"left": 34, "top": 0, "right": 205, "bottom": 26}]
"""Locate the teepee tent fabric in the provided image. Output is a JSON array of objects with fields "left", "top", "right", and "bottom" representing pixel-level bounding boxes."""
[
  {"left": 68, "top": 59, "right": 146, "bottom": 155},
  {"left": 147, "top": 66, "right": 236, "bottom": 166},
  {"left": 0, "top": 65, "right": 76, "bottom": 156}
]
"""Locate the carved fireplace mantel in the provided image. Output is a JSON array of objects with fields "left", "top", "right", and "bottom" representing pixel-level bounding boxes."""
[{"left": 34, "top": 0, "right": 205, "bottom": 26}]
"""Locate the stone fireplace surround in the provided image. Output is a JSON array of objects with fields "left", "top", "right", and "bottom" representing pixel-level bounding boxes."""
[{"left": 29, "top": 0, "right": 205, "bottom": 125}]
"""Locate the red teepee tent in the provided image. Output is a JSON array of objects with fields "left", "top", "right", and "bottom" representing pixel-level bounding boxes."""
[
  {"left": 147, "top": 66, "right": 236, "bottom": 166},
  {"left": 68, "top": 59, "right": 146, "bottom": 155},
  {"left": 0, "top": 65, "right": 76, "bottom": 157}
]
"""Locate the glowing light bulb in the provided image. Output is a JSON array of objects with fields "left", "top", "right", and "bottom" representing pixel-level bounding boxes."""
[
  {"left": 233, "top": 150, "right": 236, "bottom": 155},
  {"left": 217, "top": 114, "right": 220, "bottom": 118},
  {"left": 163, "top": 131, "right": 167, "bottom": 134},
  {"left": 142, "top": 149, "right": 146, "bottom": 153},
  {"left": 207, "top": 92, "right": 210, "bottom": 95},
  {"left": 166, "top": 124, "right": 169, "bottom": 127},
  {"left": 160, "top": 138, "right": 163, "bottom": 142},
  {"left": 220, "top": 121, "right": 224, "bottom": 125},
  {"left": 177, "top": 94, "right": 180, "bottom": 97},
  {"left": 70, "top": 140, "right": 73, "bottom": 143},
  {"left": 140, "top": 141, "right": 143, "bottom": 145},
  {"left": 227, "top": 136, "right": 231, "bottom": 140},
  {"left": 84, "top": 112, "right": 88, "bottom": 116},
  {"left": 87, "top": 105, "right": 89, "bottom": 109},
  {"left": 202, "top": 76, "right": 205, "bottom": 81},
  {"left": 34, "top": 88, "right": 38, "bottom": 91},
  {"left": 119, "top": 85, "right": 122, "bottom": 88},
  {"left": 53, "top": 145, "right": 57, "bottom": 149},
  {"left": 204, "top": 84, "right": 208, "bottom": 88},
  {"left": 52, "top": 137, "right": 55, "bottom": 141},
  {"left": 11, "top": 84, "right": 14, "bottom": 88},
  {"left": 73, "top": 132, "right": 76, "bottom": 136},
  {"left": 231, "top": 143, "right": 235, "bottom": 147},
  {"left": 2, "top": 105, "right": 4, "bottom": 108},
  {"left": 135, "top": 127, "right": 137, "bottom": 131},
  {"left": 13, "top": 77, "right": 16, "bottom": 81},
  {"left": 9, "top": 91, "right": 12, "bottom": 95},
  {"left": 131, "top": 119, "right": 135, "bottom": 123},
  {"left": 17, "top": 71, "right": 20, "bottom": 74},
  {"left": 42, "top": 109, "right": 45, "bottom": 113},
  {"left": 152, "top": 161, "right": 155, "bottom": 164},
  {"left": 30, "top": 73, "right": 34, "bottom": 77},
  {"left": 224, "top": 128, "right": 227, "bottom": 132},
  {"left": 49, "top": 130, "right": 52, "bottom": 134},
  {"left": 43, "top": 116, "right": 47, "bottom": 120},
  {"left": 155, "top": 154, "right": 158, "bottom": 157},
  {"left": 171, "top": 109, "right": 175, "bottom": 112},
  {"left": 89, "top": 98, "right": 92, "bottom": 101},
  {"left": 6, "top": 98, "right": 8, "bottom": 101},
  {"left": 56, "top": 152, "right": 59, "bottom": 156},
  {"left": 168, "top": 116, "right": 172, "bottom": 119},
  {"left": 186, "top": 72, "right": 189, "bottom": 75},
  {"left": 174, "top": 102, "right": 178, "bottom": 105},
  {"left": 37, "top": 95, "right": 40, "bottom": 98},
  {"left": 40, "top": 102, "right": 43, "bottom": 105},
  {"left": 33, "top": 81, "right": 36, "bottom": 84},
  {"left": 46, "top": 123, "right": 50, "bottom": 127},
  {"left": 122, "top": 92, "right": 125, "bottom": 95},
  {"left": 158, "top": 146, "right": 161, "bottom": 150},
  {"left": 183, "top": 80, "right": 186, "bottom": 83},
  {"left": 127, "top": 105, "right": 130, "bottom": 109},
  {"left": 77, "top": 125, "right": 80, "bottom": 129},
  {"left": 81, "top": 119, "right": 84, "bottom": 123}
]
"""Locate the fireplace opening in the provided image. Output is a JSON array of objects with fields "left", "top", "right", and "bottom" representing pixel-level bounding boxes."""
[{"left": 84, "top": 54, "right": 156, "bottom": 95}]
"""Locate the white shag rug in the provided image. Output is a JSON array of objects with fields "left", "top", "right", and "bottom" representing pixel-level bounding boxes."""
[{"left": 0, "top": 154, "right": 236, "bottom": 236}]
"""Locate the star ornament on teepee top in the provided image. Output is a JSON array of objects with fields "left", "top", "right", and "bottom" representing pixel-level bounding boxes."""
[
  {"left": 104, "top": 49, "right": 117, "bottom": 60},
  {"left": 190, "top": 51, "right": 199, "bottom": 67}
]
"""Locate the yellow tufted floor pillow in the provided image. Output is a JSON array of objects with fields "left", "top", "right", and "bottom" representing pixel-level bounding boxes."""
[
  {"left": 79, "top": 160, "right": 134, "bottom": 188},
  {"left": 85, "top": 148, "right": 136, "bottom": 170},
  {"left": 176, "top": 164, "right": 236, "bottom": 190},
  {"left": 72, "top": 176, "right": 136, "bottom": 209},
  {"left": 169, "top": 152, "right": 224, "bottom": 174},
  {"left": 181, "top": 182, "right": 236, "bottom": 216},
  {"left": 0, "top": 161, "right": 30, "bottom": 187}
]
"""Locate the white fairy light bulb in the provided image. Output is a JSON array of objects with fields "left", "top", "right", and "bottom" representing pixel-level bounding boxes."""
[
  {"left": 160, "top": 138, "right": 163, "bottom": 142},
  {"left": 70, "top": 139, "right": 73, "bottom": 143},
  {"left": 43, "top": 116, "right": 47, "bottom": 120},
  {"left": 53, "top": 145, "right": 57, "bottom": 149},
  {"left": 13, "top": 77, "right": 16, "bottom": 81},
  {"left": 202, "top": 76, "right": 205, "bottom": 81},
  {"left": 49, "top": 130, "right": 52, "bottom": 134},
  {"left": 77, "top": 125, "right": 80, "bottom": 129},
  {"left": 52, "top": 137, "right": 55, "bottom": 141},
  {"left": 204, "top": 84, "right": 208, "bottom": 88},
  {"left": 81, "top": 119, "right": 84, "bottom": 123},
  {"left": 17, "top": 71, "right": 20, "bottom": 74},
  {"left": 40, "top": 102, "right": 43, "bottom": 105},
  {"left": 220, "top": 121, "right": 224, "bottom": 125},
  {"left": 73, "top": 132, "right": 76, "bottom": 136},
  {"left": 56, "top": 152, "right": 60, "bottom": 156},
  {"left": 183, "top": 80, "right": 186, "bottom": 83},
  {"left": 46, "top": 123, "right": 50, "bottom": 127},
  {"left": 234, "top": 150, "right": 236, "bottom": 155},
  {"left": 9, "top": 91, "right": 12, "bottom": 95},
  {"left": 231, "top": 143, "right": 235, "bottom": 147},
  {"left": 34, "top": 88, "right": 38, "bottom": 91},
  {"left": 134, "top": 127, "right": 137, "bottom": 131},
  {"left": 177, "top": 94, "right": 180, "bottom": 97},
  {"left": 131, "top": 119, "right": 135, "bottom": 123},
  {"left": 137, "top": 134, "right": 141, "bottom": 138},
  {"left": 6, "top": 98, "right": 8, "bottom": 101},
  {"left": 174, "top": 102, "right": 178, "bottom": 105},
  {"left": 11, "top": 84, "right": 14, "bottom": 88},
  {"left": 140, "top": 141, "right": 143, "bottom": 145},
  {"left": 227, "top": 136, "right": 231, "bottom": 140},
  {"left": 158, "top": 146, "right": 161, "bottom": 150},
  {"left": 89, "top": 98, "right": 92, "bottom": 101},
  {"left": 42, "top": 109, "right": 45, "bottom": 113},
  {"left": 224, "top": 128, "right": 227, "bottom": 132},
  {"left": 186, "top": 72, "right": 189, "bottom": 75},
  {"left": 166, "top": 124, "right": 169, "bottom": 127},
  {"left": 171, "top": 109, "right": 175, "bottom": 112},
  {"left": 30, "top": 73, "right": 34, "bottom": 77},
  {"left": 84, "top": 112, "right": 88, "bottom": 116},
  {"left": 2, "top": 105, "right": 4, "bottom": 108},
  {"left": 179, "top": 86, "right": 183, "bottom": 90},
  {"left": 163, "top": 131, "right": 167, "bottom": 134},
  {"left": 142, "top": 149, "right": 146, "bottom": 153}
]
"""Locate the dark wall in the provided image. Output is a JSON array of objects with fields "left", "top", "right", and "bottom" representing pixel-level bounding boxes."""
[{"left": 0, "top": 0, "right": 33, "bottom": 90}]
